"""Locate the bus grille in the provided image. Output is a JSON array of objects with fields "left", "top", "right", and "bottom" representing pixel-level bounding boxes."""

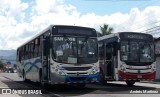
[
  {"left": 67, "top": 72, "right": 88, "bottom": 75},
  {"left": 63, "top": 67, "right": 92, "bottom": 71}
]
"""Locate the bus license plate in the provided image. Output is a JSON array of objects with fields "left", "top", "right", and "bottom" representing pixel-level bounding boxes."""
[{"left": 137, "top": 75, "right": 142, "bottom": 78}]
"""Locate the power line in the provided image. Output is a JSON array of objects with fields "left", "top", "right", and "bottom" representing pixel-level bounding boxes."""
[
  {"left": 115, "top": 0, "right": 160, "bottom": 32},
  {"left": 142, "top": 25, "right": 160, "bottom": 32}
]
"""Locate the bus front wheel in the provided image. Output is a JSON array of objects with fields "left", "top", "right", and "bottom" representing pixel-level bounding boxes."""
[
  {"left": 99, "top": 70, "right": 107, "bottom": 85},
  {"left": 39, "top": 70, "right": 47, "bottom": 88},
  {"left": 39, "top": 70, "right": 43, "bottom": 85},
  {"left": 126, "top": 81, "right": 135, "bottom": 86}
]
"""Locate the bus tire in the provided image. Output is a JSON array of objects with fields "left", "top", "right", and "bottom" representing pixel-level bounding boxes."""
[
  {"left": 39, "top": 69, "right": 46, "bottom": 88},
  {"left": 126, "top": 81, "right": 135, "bottom": 86},
  {"left": 99, "top": 70, "right": 107, "bottom": 85},
  {"left": 23, "top": 70, "right": 28, "bottom": 82},
  {"left": 39, "top": 70, "right": 43, "bottom": 84}
]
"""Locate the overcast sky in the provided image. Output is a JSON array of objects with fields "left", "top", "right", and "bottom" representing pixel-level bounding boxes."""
[{"left": 0, "top": 0, "right": 160, "bottom": 50}]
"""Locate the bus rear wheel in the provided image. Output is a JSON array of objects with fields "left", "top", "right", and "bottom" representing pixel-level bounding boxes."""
[
  {"left": 23, "top": 70, "right": 29, "bottom": 82},
  {"left": 126, "top": 81, "right": 135, "bottom": 86}
]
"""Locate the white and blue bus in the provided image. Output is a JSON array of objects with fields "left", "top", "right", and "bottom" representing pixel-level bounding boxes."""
[{"left": 16, "top": 25, "right": 99, "bottom": 87}]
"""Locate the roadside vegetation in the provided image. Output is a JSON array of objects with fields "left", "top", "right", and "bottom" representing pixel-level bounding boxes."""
[{"left": 97, "top": 24, "right": 114, "bottom": 37}]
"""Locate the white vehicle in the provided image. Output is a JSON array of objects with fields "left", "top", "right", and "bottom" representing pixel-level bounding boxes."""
[
  {"left": 16, "top": 25, "right": 99, "bottom": 87},
  {"left": 98, "top": 32, "right": 156, "bottom": 86},
  {"left": 14, "top": 70, "right": 17, "bottom": 73}
]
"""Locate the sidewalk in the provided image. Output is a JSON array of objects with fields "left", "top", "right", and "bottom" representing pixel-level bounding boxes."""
[
  {"left": 0, "top": 76, "right": 22, "bottom": 97},
  {"left": 140, "top": 80, "right": 160, "bottom": 84}
]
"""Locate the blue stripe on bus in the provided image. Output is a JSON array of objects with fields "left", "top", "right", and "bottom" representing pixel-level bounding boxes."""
[
  {"left": 24, "top": 59, "right": 41, "bottom": 74},
  {"left": 65, "top": 72, "right": 99, "bottom": 83}
]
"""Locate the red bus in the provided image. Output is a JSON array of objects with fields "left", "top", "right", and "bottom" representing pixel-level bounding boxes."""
[{"left": 98, "top": 32, "right": 156, "bottom": 86}]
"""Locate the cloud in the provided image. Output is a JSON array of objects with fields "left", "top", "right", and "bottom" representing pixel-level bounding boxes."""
[
  {"left": 0, "top": 0, "right": 29, "bottom": 49},
  {"left": 0, "top": 0, "right": 160, "bottom": 50}
]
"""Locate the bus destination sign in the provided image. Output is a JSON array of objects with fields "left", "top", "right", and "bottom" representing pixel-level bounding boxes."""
[
  {"left": 125, "top": 34, "right": 144, "bottom": 39},
  {"left": 121, "top": 33, "right": 152, "bottom": 40},
  {"left": 58, "top": 29, "right": 93, "bottom": 35}
]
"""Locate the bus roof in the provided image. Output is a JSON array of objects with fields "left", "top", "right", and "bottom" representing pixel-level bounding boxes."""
[
  {"left": 98, "top": 33, "right": 118, "bottom": 41},
  {"left": 98, "top": 32, "right": 152, "bottom": 41},
  {"left": 17, "top": 25, "right": 96, "bottom": 49}
]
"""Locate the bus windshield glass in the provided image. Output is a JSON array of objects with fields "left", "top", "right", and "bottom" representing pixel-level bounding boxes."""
[
  {"left": 120, "top": 41, "right": 154, "bottom": 63},
  {"left": 52, "top": 37, "right": 98, "bottom": 64}
]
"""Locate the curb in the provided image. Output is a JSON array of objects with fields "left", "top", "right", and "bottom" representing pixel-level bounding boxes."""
[{"left": 140, "top": 81, "right": 160, "bottom": 84}]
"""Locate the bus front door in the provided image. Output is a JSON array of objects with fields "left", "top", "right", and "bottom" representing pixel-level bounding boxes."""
[
  {"left": 42, "top": 37, "right": 50, "bottom": 83},
  {"left": 105, "top": 44, "right": 115, "bottom": 80}
]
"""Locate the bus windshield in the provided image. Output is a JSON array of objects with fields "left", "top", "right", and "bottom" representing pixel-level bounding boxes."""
[
  {"left": 120, "top": 41, "right": 154, "bottom": 63},
  {"left": 52, "top": 37, "right": 98, "bottom": 64}
]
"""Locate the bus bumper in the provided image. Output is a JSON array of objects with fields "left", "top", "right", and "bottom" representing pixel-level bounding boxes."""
[
  {"left": 65, "top": 72, "right": 99, "bottom": 83},
  {"left": 50, "top": 72, "right": 99, "bottom": 84},
  {"left": 118, "top": 71, "right": 156, "bottom": 81}
]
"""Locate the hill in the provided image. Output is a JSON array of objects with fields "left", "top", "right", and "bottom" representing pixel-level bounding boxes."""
[{"left": 0, "top": 50, "right": 17, "bottom": 65}]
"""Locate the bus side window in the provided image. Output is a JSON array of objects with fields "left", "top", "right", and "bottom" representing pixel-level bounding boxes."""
[
  {"left": 19, "top": 49, "right": 21, "bottom": 62},
  {"left": 34, "top": 38, "right": 40, "bottom": 57},
  {"left": 28, "top": 43, "right": 31, "bottom": 59},
  {"left": 40, "top": 36, "right": 43, "bottom": 56},
  {"left": 31, "top": 41, "right": 35, "bottom": 58},
  {"left": 21, "top": 47, "right": 24, "bottom": 60},
  {"left": 113, "top": 42, "right": 118, "bottom": 56},
  {"left": 106, "top": 44, "right": 112, "bottom": 60},
  {"left": 38, "top": 37, "right": 41, "bottom": 56},
  {"left": 106, "top": 42, "right": 117, "bottom": 57},
  {"left": 99, "top": 50, "right": 104, "bottom": 58},
  {"left": 34, "top": 39, "right": 37, "bottom": 57},
  {"left": 25, "top": 44, "right": 28, "bottom": 59},
  {"left": 99, "top": 43, "right": 104, "bottom": 59}
]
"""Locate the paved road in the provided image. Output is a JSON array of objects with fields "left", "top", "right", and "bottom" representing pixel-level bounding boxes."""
[{"left": 0, "top": 73, "right": 160, "bottom": 97}]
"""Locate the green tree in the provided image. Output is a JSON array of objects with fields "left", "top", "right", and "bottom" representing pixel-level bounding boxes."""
[
  {"left": 0, "top": 60, "right": 4, "bottom": 69},
  {"left": 100, "top": 24, "right": 114, "bottom": 36}
]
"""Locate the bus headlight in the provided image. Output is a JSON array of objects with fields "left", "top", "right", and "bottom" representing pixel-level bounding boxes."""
[
  {"left": 90, "top": 66, "right": 99, "bottom": 74},
  {"left": 51, "top": 65, "right": 66, "bottom": 75},
  {"left": 56, "top": 65, "right": 65, "bottom": 70},
  {"left": 59, "top": 71, "right": 65, "bottom": 75},
  {"left": 151, "top": 63, "right": 156, "bottom": 72},
  {"left": 92, "top": 66, "right": 99, "bottom": 71},
  {"left": 120, "top": 65, "right": 125, "bottom": 71},
  {"left": 91, "top": 70, "right": 96, "bottom": 74}
]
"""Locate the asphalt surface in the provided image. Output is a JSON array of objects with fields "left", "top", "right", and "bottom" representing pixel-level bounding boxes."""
[{"left": 0, "top": 73, "right": 160, "bottom": 97}]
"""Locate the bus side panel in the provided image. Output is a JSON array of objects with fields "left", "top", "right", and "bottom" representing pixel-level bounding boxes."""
[
  {"left": 16, "top": 61, "right": 23, "bottom": 78},
  {"left": 20, "top": 57, "right": 42, "bottom": 82}
]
